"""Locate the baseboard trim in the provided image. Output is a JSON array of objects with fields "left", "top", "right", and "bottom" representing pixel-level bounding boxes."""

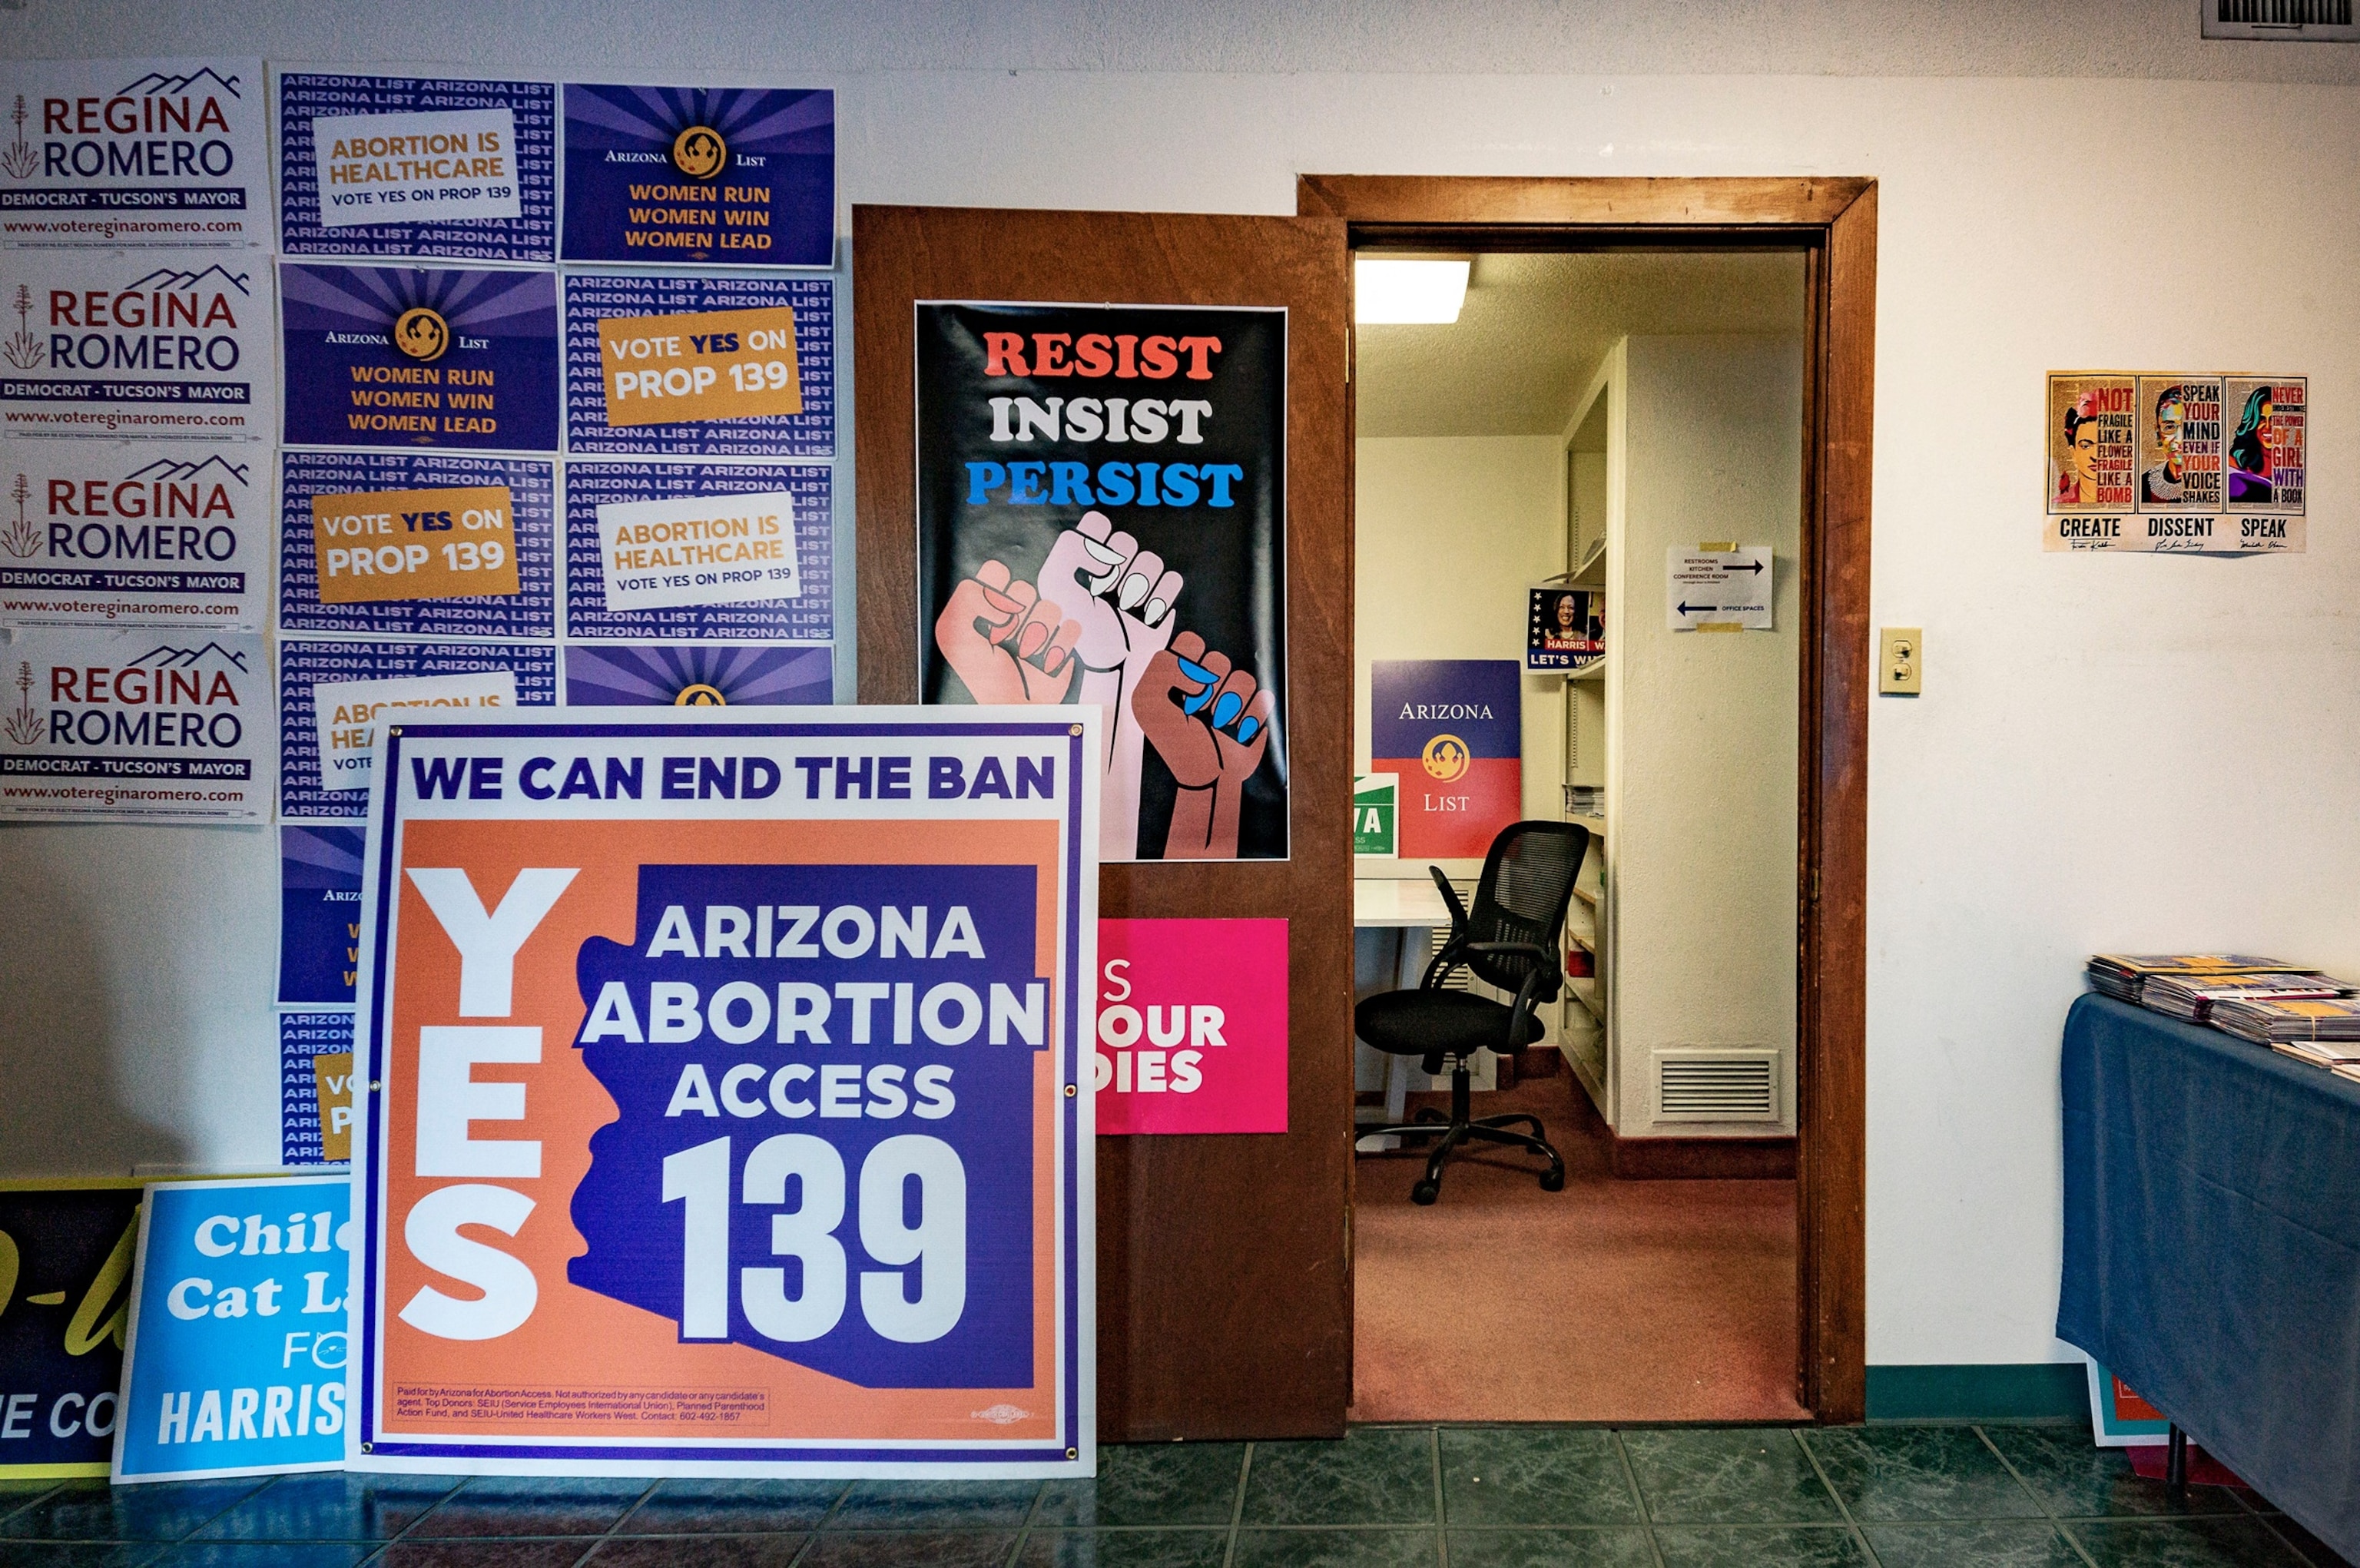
[
  {"left": 1609, "top": 1132, "right": 1797, "bottom": 1180},
  {"left": 1866, "top": 1363, "right": 2089, "bottom": 1422}
]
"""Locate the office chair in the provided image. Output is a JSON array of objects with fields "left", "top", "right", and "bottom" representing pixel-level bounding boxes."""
[{"left": 1354, "top": 820, "right": 1591, "bottom": 1205}]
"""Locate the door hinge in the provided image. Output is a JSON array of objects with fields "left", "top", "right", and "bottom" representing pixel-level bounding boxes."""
[{"left": 1344, "top": 327, "right": 1352, "bottom": 384}]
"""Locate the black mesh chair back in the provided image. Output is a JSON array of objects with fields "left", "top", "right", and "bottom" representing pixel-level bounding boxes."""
[{"left": 1457, "top": 820, "right": 1589, "bottom": 999}]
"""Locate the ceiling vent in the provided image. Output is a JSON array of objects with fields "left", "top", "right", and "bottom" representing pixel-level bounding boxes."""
[
  {"left": 1654, "top": 1049, "right": 1778, "bottom": 1123},
  {"left": 2203, "top": 0, "right": 2360, "bottom": 39}
]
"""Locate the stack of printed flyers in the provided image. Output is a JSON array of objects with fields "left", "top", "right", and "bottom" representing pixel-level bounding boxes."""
[
  {"left": 2087, "top": 953, "right": 2360, "bottom": 1080},
  {"left": 2083, "top": 953, "right": 2310, "bottom": 1006},
  {"left": 2141, "top": 969, "right": 2348, "bottom": 1023}
]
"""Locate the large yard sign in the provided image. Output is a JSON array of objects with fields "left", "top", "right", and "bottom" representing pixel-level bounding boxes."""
[{"left": 346, "top": 708, "right": 1097, "bottom": 1476}]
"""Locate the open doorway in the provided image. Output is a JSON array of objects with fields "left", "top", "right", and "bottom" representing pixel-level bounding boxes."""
[
  {"left": 1348, "top": 245, "right": 1816, "bottom": 1422},
  {"left": 854, "top": 181, "right": 1871, "bottom": 1437}
]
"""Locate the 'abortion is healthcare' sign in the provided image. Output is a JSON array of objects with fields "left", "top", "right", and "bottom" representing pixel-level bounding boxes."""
[{"left": 349, "top": 707, "right": 1097, "bottom": 1476}]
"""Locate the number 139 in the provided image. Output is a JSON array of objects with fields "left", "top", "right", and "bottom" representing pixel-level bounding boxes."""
[{"left": 661, "top": 1133, "right": 966, "bottom": 1345}]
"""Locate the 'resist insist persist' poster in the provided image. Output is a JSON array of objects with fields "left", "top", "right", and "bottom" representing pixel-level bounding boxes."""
[{"left": 916, "top": 304, "right": 1286, "bottom": 864}]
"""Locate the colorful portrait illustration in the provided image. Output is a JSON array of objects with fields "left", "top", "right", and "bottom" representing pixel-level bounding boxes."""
[
  {"left": 2047, "top": 375, "right": 2136, "bottom": 512},
  {"left": 2223, "top": 376, "right": 2305, "bottom": 513},
  {"left": 2141, "top": 385, "right": 2186, "bottom": 502},
  {"left": 2134, "top": 376, "right": 2223, "bottom": 512},
  {"left": 2229, "top": 384, "right": 2275, "bottom": 505},
  {"left": 2060, "top": 394, "right": 2104, "bottom": 505}
]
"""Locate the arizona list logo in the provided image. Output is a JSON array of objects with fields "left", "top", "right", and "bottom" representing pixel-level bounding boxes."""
[{"left": 671, "top": 125, "right": 725, "bottom": 180}]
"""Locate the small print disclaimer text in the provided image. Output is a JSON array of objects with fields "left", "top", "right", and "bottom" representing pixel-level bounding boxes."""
[{"left": 393, "top": 1386, "right": 770, "bottom": 1425}]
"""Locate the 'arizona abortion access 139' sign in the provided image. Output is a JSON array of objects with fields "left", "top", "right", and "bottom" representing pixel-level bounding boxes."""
[{"left": 348, "top": 708, "right": 1098, "bottom": 1476}]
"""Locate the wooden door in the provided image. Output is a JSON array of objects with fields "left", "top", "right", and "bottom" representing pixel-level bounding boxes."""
[{"left": 852, "top": 207, "right": 1353, "bottom": 1440}]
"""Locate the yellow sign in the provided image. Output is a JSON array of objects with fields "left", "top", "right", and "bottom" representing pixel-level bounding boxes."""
[
  {"left": 311, "top": 485, "right": 519, "bottom": 603},
  {"left": 595, "top": 304, "right": 802, "bottom": 429},
  {"left": 313, "top": 1052, "right": 356, "bottom": 1162}
]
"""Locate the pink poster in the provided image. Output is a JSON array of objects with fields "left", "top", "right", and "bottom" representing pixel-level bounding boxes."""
[{"left": 1094, "top": 919, "right": 1288, "bottom": 1134}]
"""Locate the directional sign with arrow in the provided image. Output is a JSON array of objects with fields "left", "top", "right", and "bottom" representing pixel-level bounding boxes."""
[{"left": 1666, "top": 546, "right": 1774, "bottom": 631}]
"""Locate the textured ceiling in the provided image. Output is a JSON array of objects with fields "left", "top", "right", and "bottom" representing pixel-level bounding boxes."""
[{"left": 1355, "top": 251, "right": 1805, "bottom": 439}]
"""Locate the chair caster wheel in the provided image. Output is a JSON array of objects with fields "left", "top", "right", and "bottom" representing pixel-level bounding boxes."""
[
  {"left": 1539, "top": 1167, "right": 1566, "bottom": 1192},
  {"left": 1411, "top": 1179, "right": 1440, "bottom": 1206}
]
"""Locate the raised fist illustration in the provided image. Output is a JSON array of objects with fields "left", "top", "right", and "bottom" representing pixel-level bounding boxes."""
[
  {"left": 1036, "top": 509, "right": 1184, "bottom": 677},
  {"left": 1036, "top": 510, "right": 1184, "bottom": 858},
  {"left": 1132, "top": 630, "right": 1276, "bottom": 859},
  {"left": 933, "top": 559, "right": 1082, "bottom": 706}
]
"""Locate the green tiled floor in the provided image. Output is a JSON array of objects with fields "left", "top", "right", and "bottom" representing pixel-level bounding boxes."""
[{"left": 0, "top": 1424, "right": 2344, "bottom": 1567}]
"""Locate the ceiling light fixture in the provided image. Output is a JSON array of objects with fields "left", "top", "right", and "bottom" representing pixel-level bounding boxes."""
[{"left": 1354, "top": 257, "right": 1470, "bottom": 325}]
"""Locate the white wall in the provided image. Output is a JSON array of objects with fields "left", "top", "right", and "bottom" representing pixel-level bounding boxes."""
[
  {"left": 1353, "top": 436, "right": 1566, "bottom": 832},
  {"left": 5, "top": 5, "right": 2358, "bottom": 1370},
  {"left": 1609, "top": 336, "right": 1804, "bottom": 1139}
]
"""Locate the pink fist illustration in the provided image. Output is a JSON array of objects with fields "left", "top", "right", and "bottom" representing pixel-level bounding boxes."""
[
  {"left": 1036, "top": 510, "right": 1185, "bottom": 858},
  {"left": 933, "top": 559, "right": 1082, "bottom": 706}
]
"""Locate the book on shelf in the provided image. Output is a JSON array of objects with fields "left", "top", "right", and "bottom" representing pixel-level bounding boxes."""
[
  {"left": 2084, "top": 953, "right": 2311, "bottom": 1004},
  {"left": 2141, "top": 970, "right": 2351, "bottom": 1023}
]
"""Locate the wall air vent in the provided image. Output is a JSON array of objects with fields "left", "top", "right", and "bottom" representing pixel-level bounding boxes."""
[
  {"left": 2204, "top": 0, "right": 2360, "bottom": 39},
  {"left": 1654, "top": 1049, "right": 1778, "bottom": 1122}
]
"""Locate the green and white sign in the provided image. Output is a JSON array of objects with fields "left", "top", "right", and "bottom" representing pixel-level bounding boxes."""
[{"left": 1353, "top": 773, "right": 1397, "bottom": 858}]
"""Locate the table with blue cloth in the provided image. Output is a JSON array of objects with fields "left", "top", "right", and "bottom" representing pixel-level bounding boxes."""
[{"left": 2057, "top": 992, "right": 2360, "bottom": 1562}]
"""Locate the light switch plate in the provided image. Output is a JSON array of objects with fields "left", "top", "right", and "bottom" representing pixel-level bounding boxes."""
[{"left": 1880, "top": 627, "right": 1922, "bottom": 694}]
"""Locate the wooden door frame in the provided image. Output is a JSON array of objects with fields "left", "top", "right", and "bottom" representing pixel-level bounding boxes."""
[{"left": 1298, "top": 174, "right": 1874, "bottom": 1423}]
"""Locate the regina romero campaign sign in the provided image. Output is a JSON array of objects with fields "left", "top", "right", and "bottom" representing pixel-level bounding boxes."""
[{"left": 346, "top": 708, "right": 1099, "bottom": 1476}]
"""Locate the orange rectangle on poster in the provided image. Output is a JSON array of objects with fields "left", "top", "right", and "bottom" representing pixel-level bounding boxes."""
[
  {"left": 312, "top": 486, "right": 519, "bottom": 603},
  {"left": 596, "top": 305, "right": 803, "bottom": 427},
  {"left": 313, "top": 1051, "right": 355, "bottom": 1162}
]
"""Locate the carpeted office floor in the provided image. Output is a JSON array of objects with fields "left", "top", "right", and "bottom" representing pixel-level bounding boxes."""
[{"left": 1352, "top": 1067, "right": 1807, "bottom": 1424}]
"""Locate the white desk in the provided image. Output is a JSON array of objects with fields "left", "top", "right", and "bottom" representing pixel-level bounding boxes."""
[
  {"left": 1353, "top": 877, "right": 1457, "bottom": 929},
  {"left": 1352, "top": 875, "right": 1459, "bottom": 1149}
]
